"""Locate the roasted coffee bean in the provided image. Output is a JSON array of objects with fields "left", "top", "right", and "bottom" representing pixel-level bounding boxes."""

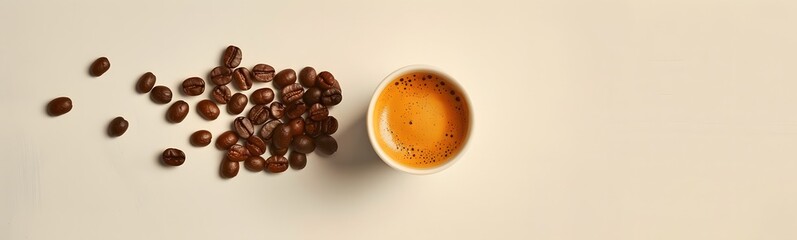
[
  {"left": 321, "top": 88, "right": 342, "bottom": 106},
  {"left": 272, "top": 123, "right": 292, "bottom": 149},
  {"left": 107, "top": 116, "right": 129, "bottom": 137},
  {"left": 197, "top": 100, "right": 220, "bottom": 120},
  {"left": 150, "top": 86, "right": 173, "bottom": 104},
  {"left": 166, "top": 100, "right": 189, "bottom": 123},
  {"left": 304, "top": 118, "right": 321, "bottom": 137},
  {"left": 89, "top": 57, "right": 110, "bottom": 77},
  {"left": 303, "top": 87, "right": 322, "bottom": 105},
  {"left": 211, "top": 85, "right": 232, "bottom": 104},
  {"left": 281, "top": 83, "right": 304, "bottom": 104},
  {"left": 252, "top": 64, "right": 276, "bottom": 82},
  {"left": 233, "top": 117, "right": 255, "bottom": 138},
  {"left": 222, "top": 45, "right": 242, "bottom": 68},
  {"left": 247, "top": 104, "right": 270, "bottom": 125},
  {"left": 309, "top": 103, "right": 329, "bottom": 121},
  {"left": 182, "top": 77, "right": 206, "bottom": 96},
  {"left": 273, "top": 69, "right": 297, "bottom": 88},
  {"left": 292, "top": 135, "right": 315, "bottom": 154},
  {"left": 232, "top": 67, "right": 253, "bottom": 91},
  {"left": 190, "top": 130, "right": 212, "bottom": 147},
  {"left": 315, "top": 135, "right": 338, "bottom": 155},
  {"left": 299, "top": 67, "right": 317, "bottom": 88},
  {"left": 210, "top": 66, "right": 233, "bottom": 85},
  {"left": 289, "top": 151, "right": 307, "bottom": 170},
  {"left": 287, "top": 118, "right": 305, "bottom": 136},
  {"left": 227, "top": 144, "right": 250, "bottom": 162},
  {"left": 320, "top": 116, "right": 338, "bottom": 135},
  {"left": 260, "top": 119, "right": 282, "bottom": 141},
  {"left": 285, "top": 101, "right": 307, "bottom": 119},
  {"left": 136, "top": 72, "right": 156, "bottom": 93},
  {"left": 244, "top": 156, "right": 266, "bottom": 172},
  {"left": 220, "top": 158, "right": 240, "bottom": 178},
  {"left": 316, "top": 71, "right": 336, "bottom": 89},
  {"left": 269, "top": 102, "right": 285, "bottom": 119},
  {"left": 245, "top": 136, "right": 267, "bottom": 156},
  {"left": 47, "top": 97, "right": 72, "bottom": 116},
  {"left": 265, "top": 155, "right": 289, "bottom": 173},
  {"left": 216, "top": 131, "right": 239, "bottom": 150},
  {"left": 270, "top": 142, "right": 289, "bottom": 156},
  {"left": 162, "top": 148, "right": 185, "bottom": 166},
  {"left": 251, "top": 88, "right": 275, "bottom": 105},
  {"left": 227, "top": 93, "right": 248, "bottom": 115}
]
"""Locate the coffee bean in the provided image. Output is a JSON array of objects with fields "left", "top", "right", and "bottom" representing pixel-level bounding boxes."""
[
  {"left": 281, "top": 83, "right": 304, "bottom": 104},
  {"left": 244, "top": 156, "right": 266, "bottom": 172},
  {"left": 321, "top": 88, "right": 342, "bottom": 106},
  {"left": 315, "top": 135, "right": 338, "bottom": 155},
  {"left": 292, "top": 135, "right": 315, "bottom": 154},
  {"left": 232, "top": 67, "right": 253, "bottom": 91},
  {"left": 316, "top": 71, "right": 336, "bottom": 90},
  {"left": 259, "top": 119, "right": 282, "bottom": 141},
  {"left": 272, "top": 123, "right": 292, "bottom": 149},
  {"left": 107, "top": 116, "right": 129, "bottom": 137},
  {"left": 222, "top": 45, "right": 242, "bottom": 68},
  {"left": 285, "top": 101, "right": 307, "bottom": 119},
  {"left": 220, "top": 158, "right": 240, "bottom": 178},
  {"left": 320, "top": 116, "right": 338, "bottom": 135},
  {"left": 269, "top": 102, "right": 285, "bottom": 119},
  {"left": 247, "top": 104, "right": 270, "bottom": 125},
  {"left": 89, "top": 57, "right": 110, "bottom": 77},
  {"left": 210, "top": 66, "right": 233, "bottom": 85},
  {"left": 299, "top": 67, "right": 317, "bottom": 88},
  {"left": 309, "top": 103, "right": 328, "bottom": 121},
  {"left": 162, "top": 148, "right": 185, "bottom": 166},
  {"left": 233, "top": 117, "right": 254, "bottom": 138},
  {"left": 245, "top": 136, "right": 267, "bottom": 156},
  {"left": 182, "top": 77, "right": 206, "bottom": 96},
  {"left": 47, "top": 97, "right": 72, "bottom": 116},
  {"left": 250, "top": 88, "right": 275, "bottom": 105},
  {"left": 274, "top": 69, "right": 297, "bottom": 89},
  {"left": 289, "top": 151, "right": 307, "bottom": 170},
  {"left": 252, "top": 64, "right": 276, "bottom": 82},
  {"left": 197, "top": 100, "right": 220, "bottom": 120},
  {"left": 303, "top": 87, "right": 322, "bottom": 105},
  {"left": 150, "top": 86, "right": 173, "bottom": 104},
  {"left": 166, "top": 100, "right": 189, "bottom": 123},
  {"left": 216, "top": 131, "right": 239, "bottom": 150},
  {"left": 304, "top": 118, "right": 321, "bottom": 137},
  {"left": 227, "top": 144, "right": 250, "bottom": 162},
  {"left": 136, "top": 72, "right": 156, "bottom": 93},
  {"left": 265, "top": 155, "right": 289, "bottom": 173},
  {"left": 211, "top": 85, "right": 232, "bottom": 104},
  {"left": 287, "top": 118, "right": 305, "bottom": 137},
  {"left": 270, "top": 142, "right": 289, "bottom": 156},
  {"left": 190, "top": 130, "right": 212, "bottom": 147},
  {"left": 227, "top": 93, "right": 248, "bottom": 115}
]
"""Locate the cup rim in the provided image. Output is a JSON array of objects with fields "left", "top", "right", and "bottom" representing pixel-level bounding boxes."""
[{"left": 367, "top": 64, "right": 473, "bottom": 175}]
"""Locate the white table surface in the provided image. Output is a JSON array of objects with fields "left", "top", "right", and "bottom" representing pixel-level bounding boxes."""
[{"left": 2, "top": 0, "right": 797, "bottom": 239}]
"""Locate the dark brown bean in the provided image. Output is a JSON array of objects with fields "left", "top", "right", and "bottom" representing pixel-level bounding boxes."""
[
  {"left": 289, "top": 151, "right": 307, "bottom": 170},
  {"left": 287, "top": 118, "right": 305, "bottom": 137},
  {"left": 270, "top": 142, "right": 289, "bottom": 156},
  {"left": 303, "top": 87, "right": 322, "bottom": 105},
  {"left": 269, "top": 102, "right": 285, "bottom": 119},
  {"left": 232, "top": 67, "right": 253, "bottom": 91},
  {"left": 220, "top": 158, "right": 240, "bottom": 178},
  {"left": 316, "top": 71, "right": 336, "bottom": 89},
  {"left": 292, "top": 135, "right": 315, "bottom": 154},
  {"left": 320, "top": 116, "right": 339, "bottom": 135},
  {"left": 299, "top": 67, "right": 317, "bottom": 88},
  {"left": 304, "top": 118, "right": 321, "bottom": 137},
  {"left": 227, "top": 144, "right": 250, "bottom": 162},
  {"left": 182, "top": 77, "right": 206, "bottom": 96},
  {"left": 245, "top": 136, "right": 267, "bottom": 156},
  {"left": 272, "top": 123, "right": 292, "bottom": 149},
  {"left": 233, "top": 117, "right": 254, "bottom": 138},
  {"left": 309, "top": 103, "right": 328, "bottom": 121},
  {"left": 136, "top": 72, "right": 156, "bottom": 93},
  {"left": 216, "top": 131, "right": 239, "bottom": 150},
  {"left": 244, "top": 156, "right": 266, "bottom": 172},
  {"left": 166, "top": 100, "right": 189, "bottom": 123},
  {"left": 247, "top": 104, "right": 270, "bottom": 125},
  {"left": 227, "top": 93, "right": 248, "bottom": 115},
  {"left": 211, "top": 85, "right": 232, "bottom": 104},
  {"left": 196, "top": 100, "right": 220, "bottom": 120},
  {"left": 89, "top": 57, "right": 110, "bottom": 77},
  {"left": 281, "top": 83, "right": 304, "bottom": 104},
  {"left": 252, "top": 64, "right": 276, "bottom": 82},
  {"left": 150, "top": 86, "right": 173, "bottom": 104},
  {"left": 222, "top": 45, "right": 242, "bottom": 68},
  {"left": 210, "top": 66, "right": 233, "bottom": 85},
  {"left": 162, "top": 148, "right": 185, "bottom": 166},
  {"left": 47, "top": 97, "right": 72, "bottom": 116},
  {"left": 315, "top": 135, "right": 338, "bottom": 155},
  {"left": 259, "top": 119, "right": 282, "bottom": 141},
  {"left": 108, "top": 116, "right": 129, "bottom": 137},
  {"left": 265, "top": 155, "right": 289, "bottom": 173},
  {"left": 190, "top": 130, "right": 212, "bottom": 147},
  {"left": 250, "top": 88, "right": 275, "bottom": 105},
  {"left": 273, "top": 69, "right": 297, "bottom": 89},
  {"left": 285, "top": 101, "right": 307, "bottom": 119},
  {"left": 321, "top": 88, "right": 342, "bottom": 106}
]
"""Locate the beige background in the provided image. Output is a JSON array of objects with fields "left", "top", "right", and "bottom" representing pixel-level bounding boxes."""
[{"left": 1, "top": 0, "right": 796, "bottom": 239}]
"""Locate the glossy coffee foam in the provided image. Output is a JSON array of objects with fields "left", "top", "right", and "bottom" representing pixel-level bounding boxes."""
[{"left": 372, "top": 71, "right": 470, "bottom": 169}]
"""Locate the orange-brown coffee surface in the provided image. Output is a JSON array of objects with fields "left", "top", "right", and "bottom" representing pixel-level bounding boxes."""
[{"left": 373, "top": 71, "right": 469, "bottom": 169}]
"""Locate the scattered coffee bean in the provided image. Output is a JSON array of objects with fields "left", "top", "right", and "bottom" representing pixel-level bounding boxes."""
[
  {"left": 227, "top": 144, "right": 250, "bottom": 162},
  {"left": 304, "top": 118, "right": 321, "bottom": 137},
  {"left": 244, "top": 156, "right": 266, "bottom": 172},
  {"left": 222, "top": 45, "right": 242, "bottom": 68},
  {"left": 320, "top": 116, "right": 339, "bottom": 135},
  {"left": 285, "top": 101, "right": 307, "bottom": 119},
  {"left": 245, "top": 136, "right": 267, "bottom": 156},
  {"left": 220, "top": 158, "right": 240, "bottom": 178},
  {"left": 321, "top": 88, "right": 342, "bottom": 106},
  {"left": 227, "top": 93, "right": 248, "bottom": 115},
  {"left": 259, "top": 119, "right": 282, "bottom": 141},
  {"left": 289, "top": 151, "right": 307, "bottom": 170},
  {"left": 162, "top": 148, "right": 186, "bottom": 166},
  {"left": 316, "top": 71, "right": 336, "bottom": 89},
  {"left": 299, "top": 67, "right": 317, "bottom": 88},
  {"left": 315, "top": 135, "right": 338, "bottom": 155},
  {"left": 197, "top": 100, "right": 220, "bottom": 120},
  {"left": 181, "top": 77, "right": 206, "bottom": 96},
  {"left": 47, "top": 97, "right": 72, "bottom": 116},
  {"left": 269, "top": 102, "right": 285, "bottom": 119},
  {"left": 274, "top": 69, "right": 297, "bottom": 88},
  {"left": 292, "top": 135, "right": 315, "bottom": 154},
  {"left": 211, "top": 85, "right": 232, "bottom": 104},
  {"left": 190, "top": 130, "right": 212, "bottom": 147},
  {"left": 251, "top": 88, "right": 275, "bottom": 105},
  {"left": 232, "top": 67, "right": 253, "bottom": 91},
  {"left": 272, "top": 123, "right": 292, "bottom": 149},
  {"left": 136, "top": 72, "right": 156, "bottom": 93},
  {"left": 89, "top": 57, "right": 111, "bottom": 77},
  {"left": 108, "top": 116, "right": 129, "bottom": 137},
  {"left": 233, "top": 117, "right": 254, "bottom": 138},
  {"left": 287, "top": 118, "right": 305, "bottom": 136},
  {"left": 252, "top": 64, "right": 276, "bottom": 82},
  {"left": 166, "top": 100, "right": 189, "bottom": 123},
  {"left": 265, "top": 155, "right": 289, "bottom": 173},
  {"left": 247, "top": 104, "right": 270, "bottom": 125},
  {"left": 309, "top": 103, "right": 329, "bottom": 121},
  {"left": 150, "top": 86, "right": 173, "bottom": 104},
  {"left": 210, "top": 66, "right": 233, "bottom": 85},
  {"left": 216, "top": 131, "right": 239, "bottom": 150},
  {"left": 270, "top": 143, "right": 289, "bottom": 156},
  {"left": 281, "top": 83, "right": 304, "bottom": 104},
  {"left": 303, "top": 87, "right": 322, "bottom": 105}
]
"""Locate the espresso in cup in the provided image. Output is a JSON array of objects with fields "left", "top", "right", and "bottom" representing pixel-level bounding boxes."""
[{"left": 371, "top": 70, "right": 470, "bottom": 169}]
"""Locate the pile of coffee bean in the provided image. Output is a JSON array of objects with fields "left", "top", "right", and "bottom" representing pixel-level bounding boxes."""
[{"left": 46, "top": 45, "right": 342, "bottom": 179}]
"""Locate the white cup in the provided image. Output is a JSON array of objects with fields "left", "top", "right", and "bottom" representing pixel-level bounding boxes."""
[{"left": 367, "top": 65, "right": 473, "bottom": 174}]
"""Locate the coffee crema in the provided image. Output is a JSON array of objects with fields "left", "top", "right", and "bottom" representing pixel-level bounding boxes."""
[{"left": 372, "top": 71, "right": 469, "bottom": 169}]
